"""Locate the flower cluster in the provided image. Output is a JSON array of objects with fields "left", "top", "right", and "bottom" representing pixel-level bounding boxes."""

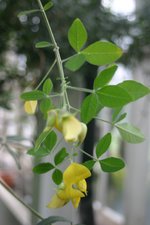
[
  {"left": 47, "top": 163, "right": 91, "bottom": 208},
  {"left": 24, "top": 102, "right": 87, "bottom": 145}
]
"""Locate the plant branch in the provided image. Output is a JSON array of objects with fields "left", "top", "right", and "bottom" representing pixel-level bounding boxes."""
[
  {"left": 67, "top": 85, "right": 94, "bottom": 94},
  {"left": 35, "top": 59, "right": 57, "bottom": 90},
  {"left": 0, "top": 178, "right": 44, "bottom": 220},
  {"left": 78, "top": 148, "right": 97, "bottom": 161},
  {"left": 36, "top": 0, "right": 69, "bottom": 109},
  {"left": 95, "top": 117, "right": 113, "bottom": 125}
]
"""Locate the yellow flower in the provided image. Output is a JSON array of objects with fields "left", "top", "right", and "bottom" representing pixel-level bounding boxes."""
[
  {"left": 45, "top": 110, "right": 87, "bottom": 143},
  {"left": 61, "top": 114, "right": 87, "bottom": 143},
  {"left": 47, "top": 163, "right": 91, "bottom": 208},
  {"left": 24, "top": 100, "right": 37, "bottom": 114}
]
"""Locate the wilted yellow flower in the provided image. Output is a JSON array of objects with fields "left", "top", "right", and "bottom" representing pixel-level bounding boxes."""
[
  {"left": 47, "top": 163, "right": 91, "bottom": 208},
  {"left": 24, "top": 100, "right": 37, "bottom": 114}
]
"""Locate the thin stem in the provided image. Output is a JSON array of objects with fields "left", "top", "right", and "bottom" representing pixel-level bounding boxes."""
[
  {"left": 67, "top": 85, "right": 94, "bottom": 94},
  {"left": 36, "top": 0, "right": 69, "bottom": 109},
  {"left": 95, "top": 117, "right": 113, "bottom": 125},
  {"left": 62, "top": 54, "right": 78, "bottom": 63},
  {"left": 0, "top": 179, "right": 44, "bottom": 220},
  {"left": 78, "top": 148, "right": 97, "bottom": 161},
  {"left": 35, "top": 59, "right": 56, "bottom": 90}
]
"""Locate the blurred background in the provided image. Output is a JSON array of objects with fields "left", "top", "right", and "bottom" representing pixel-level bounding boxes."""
[{"left": 0, "top": 0, "right": 150, "bottom": 225}]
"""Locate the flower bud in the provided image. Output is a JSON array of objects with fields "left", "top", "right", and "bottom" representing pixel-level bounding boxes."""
[{"left": 24, "top": 100, "right": 37, "bottom": 114}]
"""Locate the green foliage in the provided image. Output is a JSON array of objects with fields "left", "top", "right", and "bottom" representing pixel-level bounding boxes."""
[
  {"left": 118, "top": 80, "right": 150, "bottom": 101},
  {"left": 68, "top": 18, "right": 87, "bottom": 52},
  {"left": 35, "top": 130, "right": 57, "bottom": 151},
  {"left": 113, "top": 112, "right": 127, "bottom": 123},
  {"left": 65, "top": 54, "right": 86, "bottom": 71},
  {"left": 35, "top": 41, "right": 53, "bottom": 48},
  {"left": 116, "top": 123, "right": 145, "bottom": 143},
  {"left": 82, "top": 41, "right": 122, "bottom": 66},
  {"left": 40, "top": 98, "right": 52, "bottom": 114},
  {"left": 21, "top": 90, "right": 45, "bottom": 100},
  {"left": 43, "top": 1, "right": 54, "bottom": 11},
  {"left": 52, "top": 169, "right": 63, "bottom": 185},
  {"left": 100, "top": 157, "right": 125, "bottom": 172},
  {"left": 97, "top": 85, "right": 132, "bottom": 107},
  {"left": 83, "top": 160, "right": 95, "bottom": 170},
  {"left": 94, "top": 65, "right": 118, "bottom": 89},
  {"left": 33, "top": 162, "right": 54, "bottom": 174},
  {"left": 81, "top": 93, "right": 103, "bottom": 123},
  {"left": 96, "top": 133, "right": 111, "bottom": 158},
  {"left": 8, "top": 1, "right": 150, "bottom": 222},
  {"left": 54, "top": 148, "right": 69, "bottom": 165},
  {"left": 43, "top": 78, "right": 53, "bottom": 94}
]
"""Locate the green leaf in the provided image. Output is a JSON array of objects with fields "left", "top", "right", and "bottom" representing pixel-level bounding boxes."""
[
  {"left": 52, "top": 169, "right": 63, "bottom": 185},
  {"left": 54, "top": 148, "right": 68, "bottom": 165},
  {"left": 112, "top": 107, "right": 123, "bottom": 122},
  {"left": 36, "top": 216, "right": 71, "bottom": 225},
  {"left": 100, "top": 157, "right": 125, "bottom": 172},
  {"left": 27, "top": 146, "right": 52, "bottom": 158},
  {"left": 94, "top": 65, "right": 118, "bottom": 89},
  {"left": 114, "top": 112, "right": 127, "bottom": 123},
  {"left": 96, "top": 133, "right": 111, "bottom": 158},
  {"left": 43, "top": 1, "right": 53, "bottom": 11},
  {"left": 18, "top": 9, "right": 40, "bottom": 17},
  {"left": 97, "top": 85, "right": 132, "bottom": 108},
  {"left": 65, "top": 54, "right": 85, "bottom": 71},
  {"left": 83, "top": 160, "right": 95, "bottom": 170},
  {"left": 40, "top": 98, "right": 52, "bottom": 114},
  {"left": 35, "top": 41, "right": 53, "bottom": 48},
  {"left": 116, "top": 123, "right": 145, "bottom": 143},
  {"left": 81, "top": 93, "right": 103, "bottom": 123},
  {"left": 35, "top": 130, "right": 51, "bottom": 150},
  {"left": 35, "top": 130, "right": 57, "bottom": 151},
  {"left": 21, "top": 90, "right": 45, "bottom": 100},
  {"left": 82, "top": 41, "right": 122, "bottom": 66},
  {"left": 33, "top": 162, "right": 54, "bottom": 174},
  {"left": 68, "top": 18, "right": 87, "bottom": 52},
  {"left": 43, "top": 78, "right": 53, "bottom": 94},
  {"left": 118, "top": 80, "right": 150, "bottom": 101}
]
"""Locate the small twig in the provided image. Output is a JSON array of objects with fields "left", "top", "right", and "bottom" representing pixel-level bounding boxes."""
[
  {"left": 0, "top": 179, "right": 44, "bottom": 221},
  {"left": 67, "top": 85, "right": 94, "bottom": 94},
  {"left": 35, "top": 59, "right": 57, "bottom": 90}
]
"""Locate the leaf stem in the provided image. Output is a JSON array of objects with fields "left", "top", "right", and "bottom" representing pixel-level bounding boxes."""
[
  {"left": 78, "top": 148, "right": 97, "bottom": 161},
  {"left": 67, "top": 85, "right": 94, "bottom": 94},
  {"left": 62, "top": 54, "right": 78, "bottom": 63},
  {"left": 0, "top": 179, "right": 44, "bottom": 220},
  {"left": 95, "top": 117, "right": 113, "bottom": 125},
  {"left": 35, "top": 59, "right": 56, "bottom": 90},
  {"left": 36, "top": 0, "right": 69, "bottom": 109}
]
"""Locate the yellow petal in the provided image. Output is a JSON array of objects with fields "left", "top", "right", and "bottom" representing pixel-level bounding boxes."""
[
  {"left": 62, "top": 116, "right": 82, "bottom": 142},
  {"left": 63, "top": 163, "right": 91, "bottom": 185},
  {"left": 47, "top": 194, "right": 66, "bottom": 208},
  {"left": 77, "top": 179, "right": 87, "bottom": 194},
  {"left": 57, "top": 186, "right": 84, "bottom": 200},
  {"left": 78, "top": 123, "right": 87, "bottom": 144},
  {"left": 72, "top": 197, "right": 81, "bottom": 208},
  {"left": 24, "top": 101, "right": 37, "bottom": 114}
]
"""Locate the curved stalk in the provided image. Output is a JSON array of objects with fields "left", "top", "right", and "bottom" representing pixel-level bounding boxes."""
[
  {"left": 0, "top": 179, "right": 44, "bottom": 220},
  {"left": 36, "top": 0, "right": 69, "bottom": 109}
]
